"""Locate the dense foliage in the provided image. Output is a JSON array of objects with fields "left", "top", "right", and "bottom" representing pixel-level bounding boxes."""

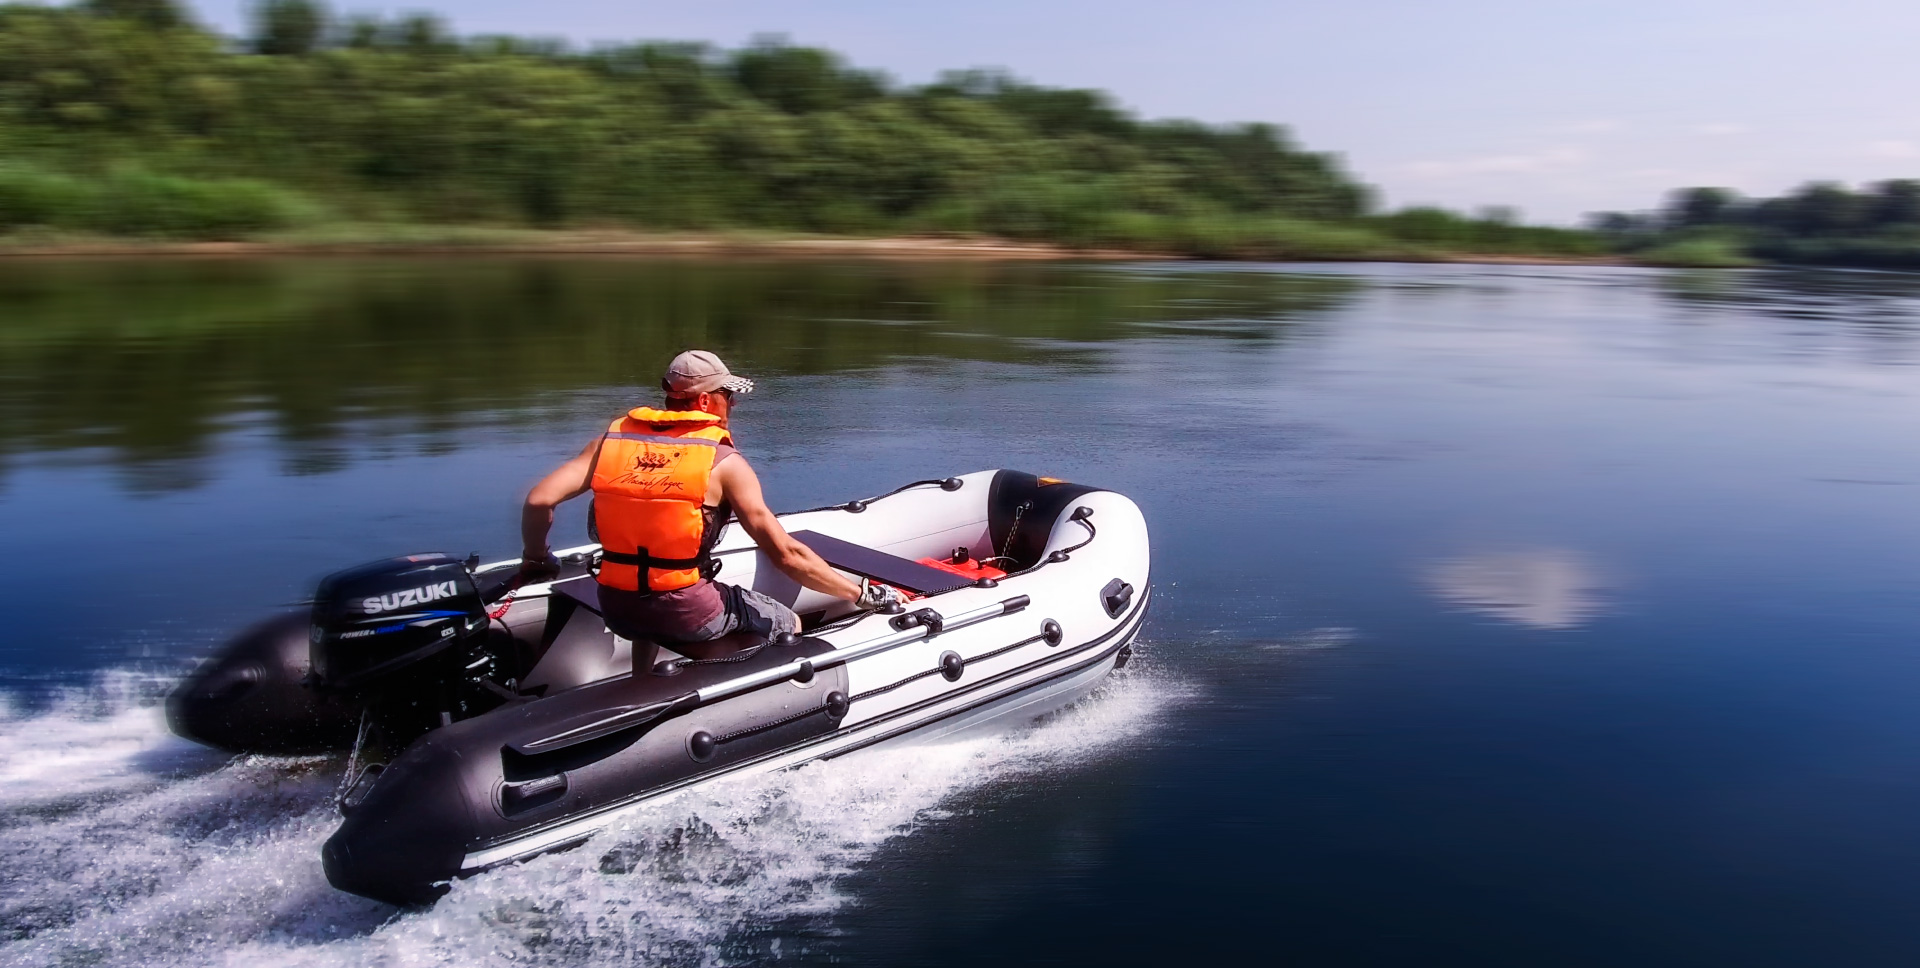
[
  {"left": 0, "top": 0, "right": 1610, "bottom": 258},
  {"left": 0, "top": 0, "right": 1352, "bottom": 237},
  {"left": 1593, "top": 181, "right": 1920, "bottom": 268},
  {"left": 7, "top": 1, "right": 1914, "bottom": 268}
]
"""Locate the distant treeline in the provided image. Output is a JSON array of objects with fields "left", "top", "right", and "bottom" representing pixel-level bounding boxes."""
[
  {"left": 1592, "top": 181, "right": 1920, "bottom": 269},
  {"left": 0, "top": 0, "right": 1602, "bottom": 258}
]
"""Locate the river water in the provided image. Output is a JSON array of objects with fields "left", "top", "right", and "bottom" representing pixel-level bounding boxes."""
[{"left": 1, "top": 259, "right": 1917, "bottom": 966}]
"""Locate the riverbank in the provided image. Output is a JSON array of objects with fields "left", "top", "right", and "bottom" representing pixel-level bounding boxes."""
[
  {"left": 0, "top": 227, "right": 1631, "bottom": 265},
  {"left": 0, "top": 228, "right": 1144, "bottom": 260}
]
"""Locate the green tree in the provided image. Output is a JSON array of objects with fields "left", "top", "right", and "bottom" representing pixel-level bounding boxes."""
[
  {"left": 1666, "top": 187, "right": 1738, "bottom": 228},
  {"left": 1617, "top": 178, "right": 1920, "bottom": 268},
  {"left": 3, "top": 2, "right": 1592, "bottom": 258},
  {"left": 1869, "top": 179, "right": 1920, "bottom": 227},
  {"left": 731, "top": 37, "right": 882, "bottom": 114},
  {"left": 252, "top": 0, "right": 327, "bottom": 55},
  {"left": 81, "top": 0, "right": 187, "bottom": 29},
  {"left": 1783, "top": 182, "right": 1864, "bottom": 235},
  {"left": 391, "top": 13, "right": 450, "bottom": 53}
]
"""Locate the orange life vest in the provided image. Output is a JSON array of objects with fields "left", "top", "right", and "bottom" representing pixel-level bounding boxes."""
[{"left": 588, "top": 407, "right": 733, "bottom": 592}]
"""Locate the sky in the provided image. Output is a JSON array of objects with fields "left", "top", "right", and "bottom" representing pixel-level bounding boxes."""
[{"left": 189, "top": 0, "right": 1920, "bottom": 224}]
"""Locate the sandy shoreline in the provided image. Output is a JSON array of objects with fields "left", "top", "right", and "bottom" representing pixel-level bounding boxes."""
[{"left": 0, "top": 230, "right": 1631, "bottom": 265}]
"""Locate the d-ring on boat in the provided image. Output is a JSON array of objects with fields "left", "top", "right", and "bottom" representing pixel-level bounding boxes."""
[{"left": 166, "top": 470, "right": 1152, "bottom": 905}]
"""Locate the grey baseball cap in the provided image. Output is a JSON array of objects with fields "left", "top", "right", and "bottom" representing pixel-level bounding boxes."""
[{"left": 662, "top": 349, "right": 754, "bottom": 396}]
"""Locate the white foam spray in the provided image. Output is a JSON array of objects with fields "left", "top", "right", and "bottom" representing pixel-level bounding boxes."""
[
  {"left": 0, "top": 664, "right": 1176, "bottom": 968},
  {"left": 0, "top": 671, "right": 225, "bottom": 802}
]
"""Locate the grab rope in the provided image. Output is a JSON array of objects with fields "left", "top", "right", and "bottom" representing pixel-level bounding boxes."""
[
  {"left": 708, "top": 701, "right": 835, "bottom": 745},
  {"left": 1004, "top": 506, "right": 1096, "bottom": 577},
  {"left": 848, "top": 631, "right": 1051, "bottom": 703},
  {"left": 786, "top": 476, "right": 965, "bottom": 515},
  {"left": 708, "top": 627, "right": 1056, "bottom": 750},
  {"left": 655, "top": 642, "right": 769, "bottom": 674},
  {"left": 1055, "top": 509, "right": 1098, "bottom": 557}
]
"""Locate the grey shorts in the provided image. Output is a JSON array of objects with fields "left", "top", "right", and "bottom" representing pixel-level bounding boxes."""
[{"left": 688, "top": 583, "right": 801, "bottom": 642}]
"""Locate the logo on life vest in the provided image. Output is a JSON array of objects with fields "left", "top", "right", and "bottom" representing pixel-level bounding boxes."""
[
  {"left": 361, "top": 580, "right": 460, "bottom": 615},
  {"left": 632, "top": 450, "right": 673, "bottom": 470}
]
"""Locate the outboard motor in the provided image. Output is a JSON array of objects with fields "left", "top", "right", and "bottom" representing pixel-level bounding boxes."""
[{"left": 310, "top": 554, "right": 507, "bottom": 764}]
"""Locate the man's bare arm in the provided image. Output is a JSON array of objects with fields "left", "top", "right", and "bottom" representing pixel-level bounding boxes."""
[
  {"left": 714, "top": 457, "right": 863, "bottom": 603},
  {"left": 521, "top": 437, "right": 599, "bottom": 562}
]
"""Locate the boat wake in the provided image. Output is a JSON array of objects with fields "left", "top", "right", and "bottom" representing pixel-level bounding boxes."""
[{"left": 0, "top": 662, "right": 1173, "bottom": 967}]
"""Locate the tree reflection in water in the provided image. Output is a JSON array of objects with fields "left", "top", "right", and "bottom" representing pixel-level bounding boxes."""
[{"left": 0, "top": 259, "right": 1358, "bottom": 492}]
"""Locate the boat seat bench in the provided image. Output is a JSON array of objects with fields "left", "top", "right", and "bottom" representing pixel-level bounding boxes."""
[
  {"left": 536, "top": 534, "right": 970, "bottom": 679},
  {"left": 787, "top": 530, "right": 976, "bottom": 594},
  {"left": 553, "top": 531, "right": 974, "bottom": 618}
]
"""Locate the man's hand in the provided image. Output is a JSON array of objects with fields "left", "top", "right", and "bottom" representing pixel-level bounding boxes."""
[
  {"left": 854, "top": 577, "right": 904, "bottom": 611},
  {"left": 517, "top": 552, "right": 560, "bottom": 584},
  {"left": 521, "top": 437, "right": 599, "bottom": 583}
]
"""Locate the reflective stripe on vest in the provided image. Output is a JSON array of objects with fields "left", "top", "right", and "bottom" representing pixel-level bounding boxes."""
[{"left": 588, "top": 407, "right": 733, "bottom": 592}]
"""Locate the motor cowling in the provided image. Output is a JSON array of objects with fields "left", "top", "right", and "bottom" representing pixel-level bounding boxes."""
[{"left": 311, "top": 554, "right": 487, "bottom": 690}]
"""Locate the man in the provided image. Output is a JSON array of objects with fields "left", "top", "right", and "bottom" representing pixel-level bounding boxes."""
[{"left": 518, "top": 350, "right": 899, "bottom": 658}]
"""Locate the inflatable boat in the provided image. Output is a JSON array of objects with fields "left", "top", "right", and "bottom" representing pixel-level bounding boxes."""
[{"left": 167, "top": 470, "right": 1151, "bottom": 905}]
